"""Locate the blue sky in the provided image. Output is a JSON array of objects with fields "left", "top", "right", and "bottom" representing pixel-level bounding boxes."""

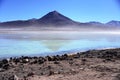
[{"left": 0, "top": 0, "right": 120, "bottom": 23}]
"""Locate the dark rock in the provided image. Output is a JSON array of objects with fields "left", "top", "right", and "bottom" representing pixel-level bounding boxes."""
[
  {"left": 2, "top": 64, "right": 10, "bottom": 70},
  {"left": 38, "top": 58, "right": 45, "bottom": 64},
  {"left": 27, "top": 72, "right": 35, "bottom": 77},
  {"left": 46, "top": 56, "right": 53, "bottom": 61},
  {"left": 48, "top": 70, "right": 54, "bottom": 76},
  {"left": 2, "top": 59, "right": 8, "bottom": 64},
  {"left": 54, "top": 61, "right": 60, "bottom": 64}
]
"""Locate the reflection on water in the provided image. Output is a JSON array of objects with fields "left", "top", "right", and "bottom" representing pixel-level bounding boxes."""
[
  {"left": 0, "top": 32, "right": 120, "bottom": 58},
  {"left": 41, "top": 40, "right": 70, "bottom": 51}
]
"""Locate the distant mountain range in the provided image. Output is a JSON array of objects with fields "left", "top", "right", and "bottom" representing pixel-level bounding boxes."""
[
  {"left": 0, "top": 11, "right": 120, "bottom": 28},
  {"left": 106, "top": 20, "right": 120, "bottom": 27}
]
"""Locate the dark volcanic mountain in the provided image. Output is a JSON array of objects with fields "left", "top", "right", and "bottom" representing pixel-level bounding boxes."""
[{"left": 37, "top": 11, "right": 78, "bottom": 26}]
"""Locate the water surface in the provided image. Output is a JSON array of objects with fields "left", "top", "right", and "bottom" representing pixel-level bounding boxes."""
[{"left": 0, "top": 31, "right": 120, "bottom": 58}]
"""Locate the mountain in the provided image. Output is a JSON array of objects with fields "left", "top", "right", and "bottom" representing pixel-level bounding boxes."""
[
  {"left": 88, "top": 21, "right": 104, "bottom": 25},
  {"left": 106, "top": 20, "right": 120, "bottom": 27},
  {"left": 37, "top": 11, "right": 78, "bottom": 26},
  {"left": 0, "top": 11, "right": 120, "bottom": 28},
  {"left": 85, "top": 21, "right": 105, "bottom": 27}
]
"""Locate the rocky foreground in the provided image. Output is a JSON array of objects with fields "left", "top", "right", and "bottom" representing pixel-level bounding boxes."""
[{"left": 0, "top": 48, "right": 120, "bottom": 80}]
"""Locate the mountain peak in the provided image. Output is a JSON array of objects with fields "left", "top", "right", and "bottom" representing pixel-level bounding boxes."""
[
  {"left": 38, "top": 11, "right": 76, "bottom": 26},
  {"left": 44, "top": 10, "right": 62, "bottom": 17},
  {"left": 50, "top": 10, "right": 59, "bottom": 14}
]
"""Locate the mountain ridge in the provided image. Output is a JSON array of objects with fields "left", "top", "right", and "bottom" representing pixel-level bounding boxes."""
[{"left": 0, "top": 11, "right": 120, "bottom": 28}]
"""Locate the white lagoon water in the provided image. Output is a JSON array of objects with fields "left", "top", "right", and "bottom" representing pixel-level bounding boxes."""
[{"left": 0, "top": 31, "right": 120, "bottom": 58}]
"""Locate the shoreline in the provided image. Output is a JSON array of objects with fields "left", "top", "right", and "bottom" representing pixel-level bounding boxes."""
[
  {"left": 0, "top": 47, "right": 118, "bottom": 59},
  {"left": 0, "top": 48, "right": 120, "bottom": 80}
]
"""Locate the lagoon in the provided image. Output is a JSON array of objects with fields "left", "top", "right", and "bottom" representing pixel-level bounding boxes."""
[{"left": 0, "top": 31, "right": 120, "bottom": 58}]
